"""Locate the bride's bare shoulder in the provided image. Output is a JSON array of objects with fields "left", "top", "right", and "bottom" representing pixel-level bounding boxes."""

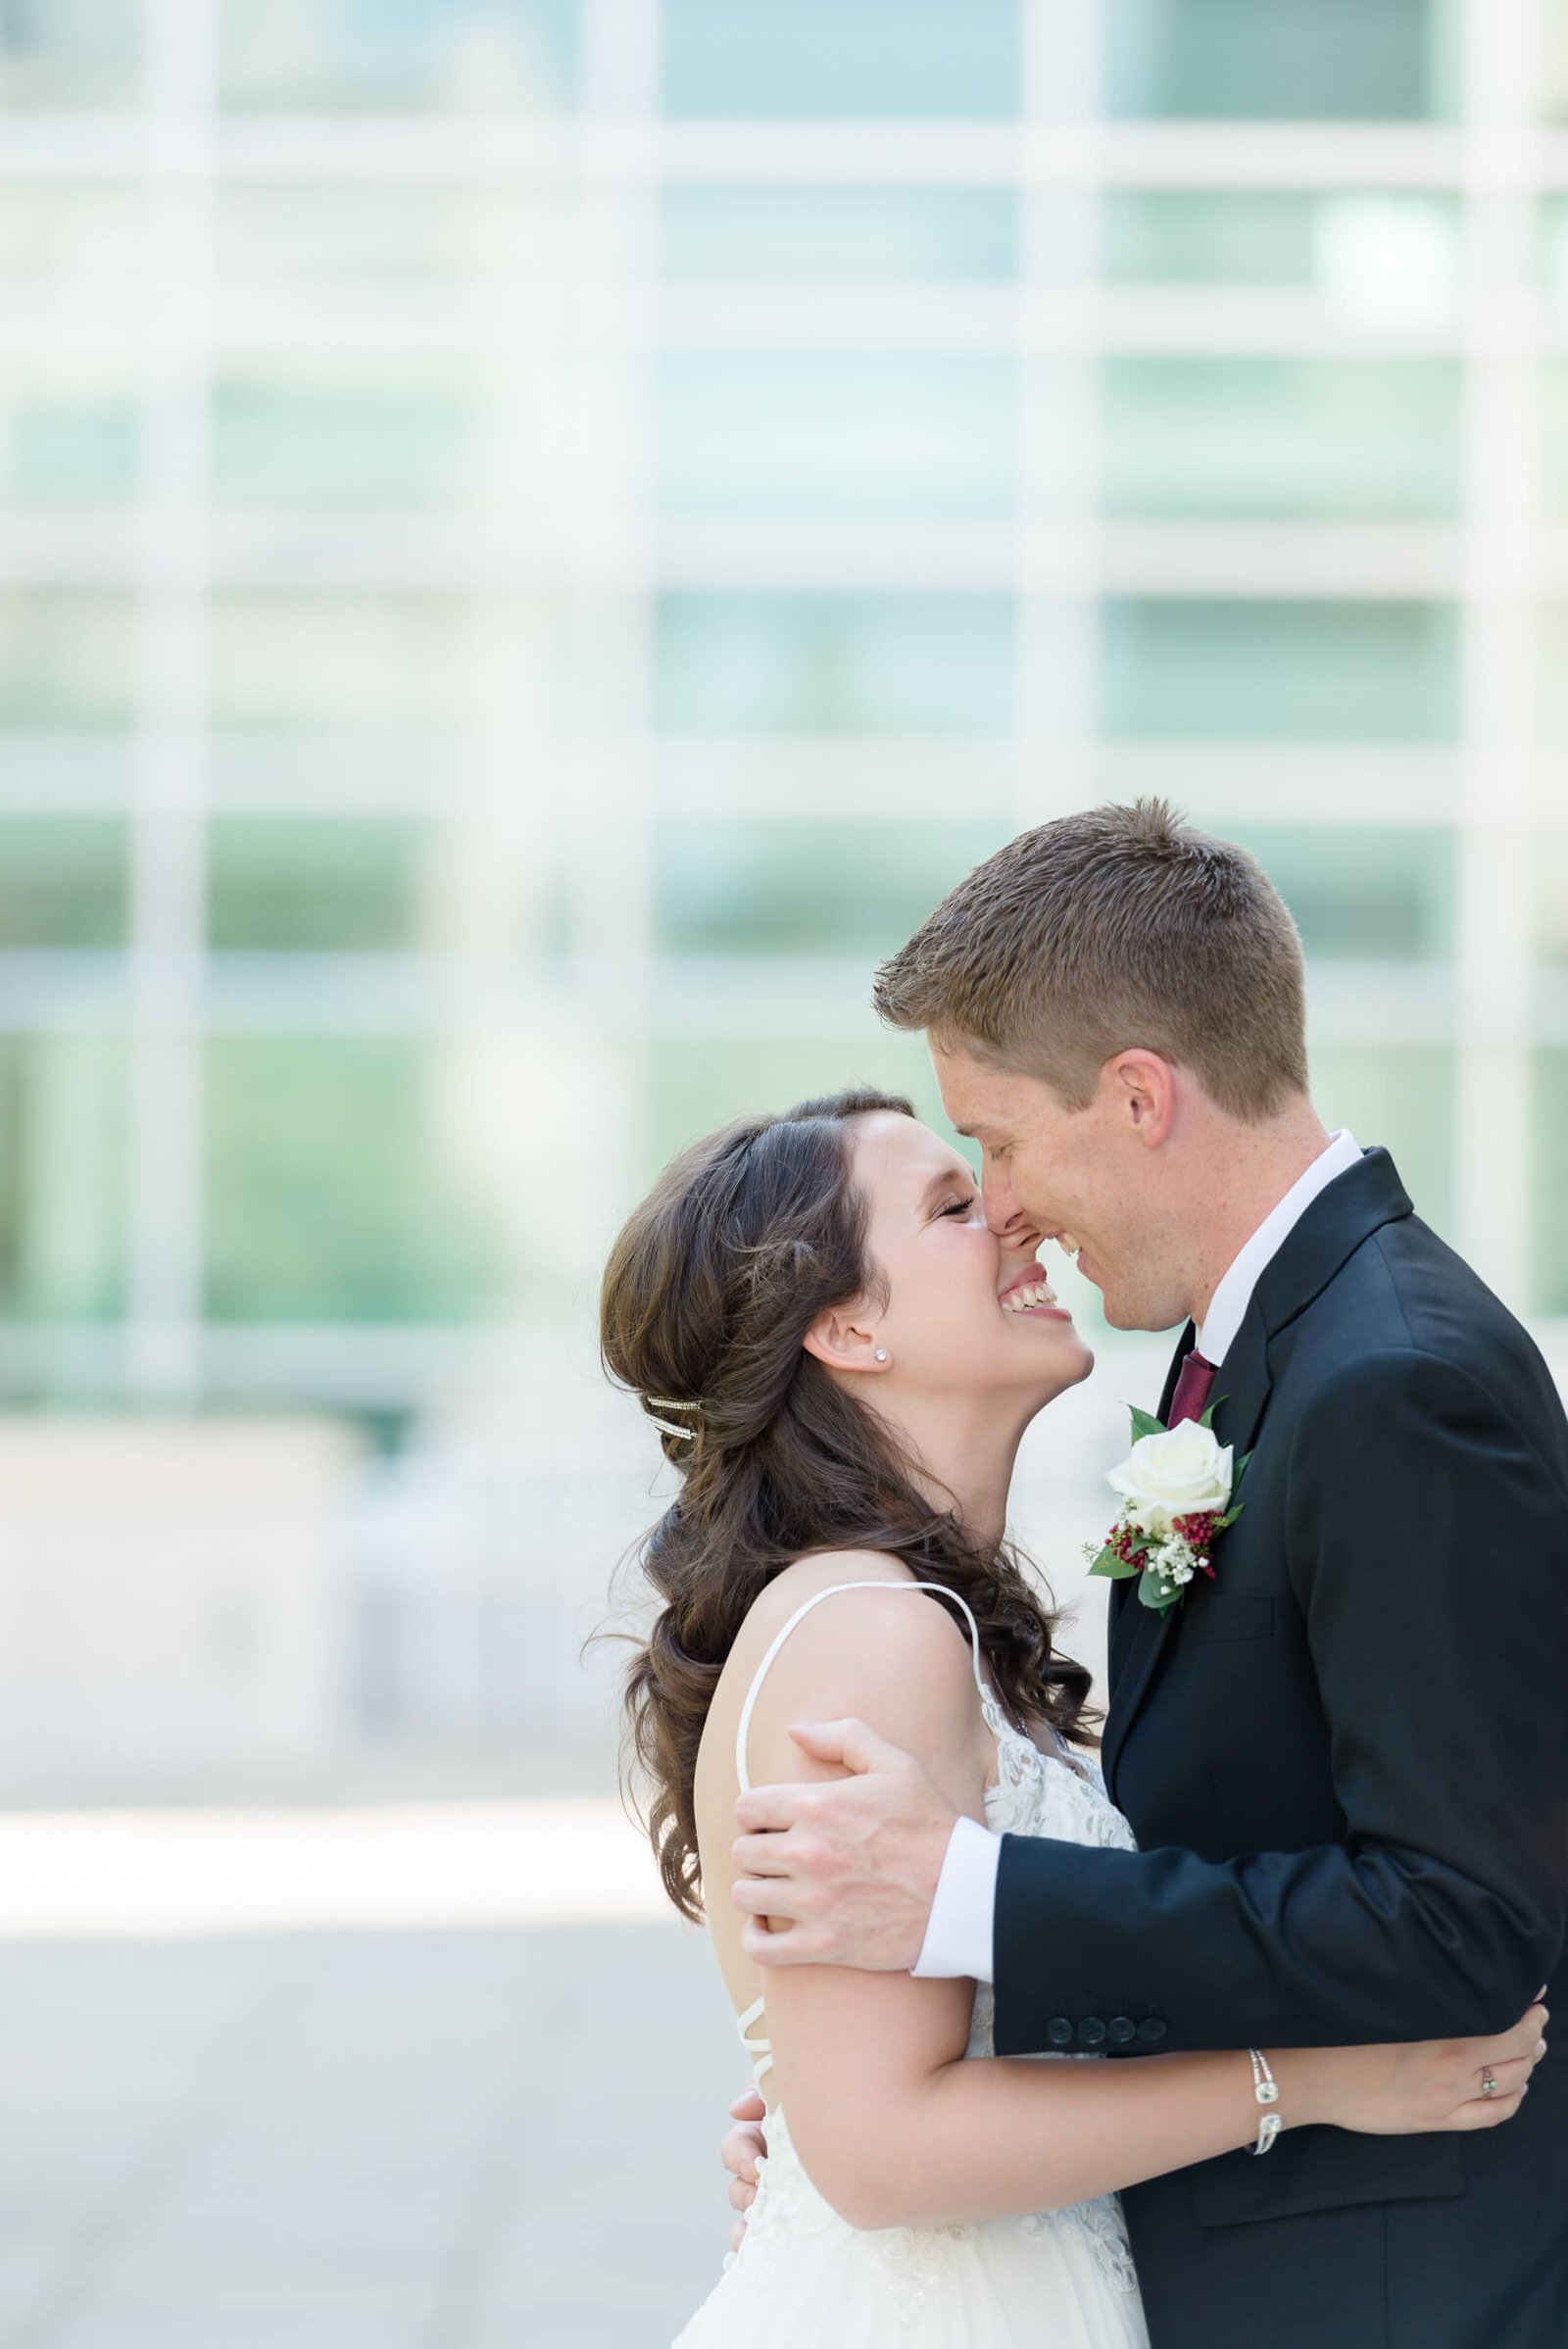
[{"left": 709, "top": 1550, "right": 985, "bottom": 1788}]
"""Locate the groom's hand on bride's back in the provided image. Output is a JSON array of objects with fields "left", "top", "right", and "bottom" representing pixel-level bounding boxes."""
[
  {"left": 721, "top": 2085, "right": 767, "bottom": 2252},
  {"left": 730, "top": 1719, "right": 956, "bottom": 1971}
]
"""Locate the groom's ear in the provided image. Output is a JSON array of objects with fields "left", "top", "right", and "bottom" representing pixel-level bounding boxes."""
[{"left": 1107, "top": 1050, "right": 1177, "bottom": 1149}]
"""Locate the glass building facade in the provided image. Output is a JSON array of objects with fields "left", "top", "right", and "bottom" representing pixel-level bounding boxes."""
[{"left": 2, "top": 0, "right": 1565, "bottom": 1417}]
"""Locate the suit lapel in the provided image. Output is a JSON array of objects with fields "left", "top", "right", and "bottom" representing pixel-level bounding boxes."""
[
  {"left": 1102, "top": 1323, "right": 1197, "bottom": 1797},
  {"left": 1100, "top": 1147, "right": 1414, "bottom": 1805},
  {"left": 1107, "top": 1323, "right": 1192, "bottom": 1682}
]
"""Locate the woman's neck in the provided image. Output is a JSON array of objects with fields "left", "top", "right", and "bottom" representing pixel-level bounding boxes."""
[{"left": 878, "top": 1391, "right": 1027, "bottom": 1555}]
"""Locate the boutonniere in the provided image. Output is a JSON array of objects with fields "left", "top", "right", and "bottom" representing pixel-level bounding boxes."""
[{"left": 1085, "top": 1404, "right": 1250, "bottom": 1614}]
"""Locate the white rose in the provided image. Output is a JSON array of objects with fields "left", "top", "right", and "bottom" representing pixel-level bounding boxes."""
[{"left": 1105, "top": 1419, "right": 1234, "bottom": 1536}]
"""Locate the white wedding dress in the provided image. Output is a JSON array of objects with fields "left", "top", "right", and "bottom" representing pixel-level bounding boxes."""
[{"left": 674, "top": 1581, "right": 1152, "bottom": 2347}]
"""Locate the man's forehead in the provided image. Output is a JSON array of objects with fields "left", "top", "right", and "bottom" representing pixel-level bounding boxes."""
[{"left": 930, "top": 1047, "right": 1035, "bottom": 1137}]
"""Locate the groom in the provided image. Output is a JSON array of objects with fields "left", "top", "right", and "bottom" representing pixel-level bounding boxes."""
[{"left": 724, "top": 801, "right": 1568, "bottom": 2347}]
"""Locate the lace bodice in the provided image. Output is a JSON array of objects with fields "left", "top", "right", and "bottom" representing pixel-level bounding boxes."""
[{"left": 714, "top": 1579, "right": 1144, "bottom": 2326}]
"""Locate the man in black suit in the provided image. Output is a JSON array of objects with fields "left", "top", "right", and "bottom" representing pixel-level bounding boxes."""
[{"left": 724, "top": 801, "right": 1568, "bottom": 2347}]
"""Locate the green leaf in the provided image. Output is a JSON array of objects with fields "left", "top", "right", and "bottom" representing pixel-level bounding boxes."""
[
  {"left": 1090, "top": 1547, "right": 1142, "bottom": 1581},
  {"left": 1138, "top": 1572, "right": 1181, "bottom": 1613},
  {"left": 1198, "top": 1393, "right": 1231, "bottom": 1431},
  {"left": 1127, "top": 1404, "right": 1165, "bottom": 1443}
]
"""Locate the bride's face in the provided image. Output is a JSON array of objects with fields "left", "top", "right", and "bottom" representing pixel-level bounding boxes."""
[{"left": 843, "top": 1112, "right": 1095, "bottom": 1411}]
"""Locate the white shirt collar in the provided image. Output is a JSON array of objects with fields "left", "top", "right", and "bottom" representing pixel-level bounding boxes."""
[{"left": 1196, "top": 1131, "right": 1363, "bottom": 1367}]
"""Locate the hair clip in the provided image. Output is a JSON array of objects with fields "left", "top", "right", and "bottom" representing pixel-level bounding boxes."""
[{"left": 647, "top": 1395, "right": 702, "bottom": 1441}]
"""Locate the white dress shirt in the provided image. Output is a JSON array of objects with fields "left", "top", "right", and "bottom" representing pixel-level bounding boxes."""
[{"left": 911, "top": 1130, "right": 1363, "bottom": 1984}]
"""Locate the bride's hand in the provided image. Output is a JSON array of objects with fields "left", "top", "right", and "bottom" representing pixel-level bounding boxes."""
[{"left": 1280, "top": 2001, "right": 1547, "bottom": 2137}]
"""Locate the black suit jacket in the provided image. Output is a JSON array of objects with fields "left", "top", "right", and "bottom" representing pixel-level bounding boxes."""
[{"left": 993, "top": 1150, "right": 1568, "bottom": 2349}]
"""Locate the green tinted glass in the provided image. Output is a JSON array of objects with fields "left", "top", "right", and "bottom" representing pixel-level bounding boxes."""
[
  {"left": 209, "top": 594, "right": 556, "bottom": 735},
  {"left": 1542, "top": 607, "right": 1568, "bottom": 750},
  {"left": 0, "top": 183, "right": 142, "bottom": 285},
  {"left": 1540, "top": 841, "right": 1568, "bottom": 965},
  {"left": 0, "top": 367, "right": 139, "bottom": 509},
  {"left": 0, "top": 1035, "right": 126, "bottom": 1321},
  {"left": 1101, "top": 190, "right": 1462, "bottom": 295},
  {"left": 644, "top": 1034, "right": 956, "bottom": 1178},
  {"left": 1545, "top": 198, "right": 1568, "bottom": 300},
  {"left": 654, "top": 820, "right": 1011, "bottom": 958},
  {"left": 659, "top": 187, "right": 1018, "bottom": 284},
  {"left": 1223, "top": 824, "right": 1453, "bottom": 960},
  {"left": 662, "top": 0, "right": 1019, "bottom": 119},
  {"left": 218, "top": 183, "right": 573, "bottom": 283},
  {"left": 1533, "top": 1052, "right": 1568, "bottom": 1313},
  {"left": 0, "top": 819, "right": 128, "bottom": 949},
  {"left": 219, "top": 0, "right": 578, "bottom": 113},
  {"left": 0, "top": 594, "right": 136, "bottom": 732},
  {"left": 656, "top": 595, "right": 1015, "bottom": 737},
  {"left": 0, "top": 0, "right": 141, "bottom": 107},
  {"left": 208, "top": 821, "right": 427, "bottom": 951},
  {"left": 1102, "top": 599, "right": 1458, "bottom": 741},
  {"left": 1100, "top": 358, "right": 1460, "bottom": 521},
  {"left": 1309, "top": 1045, "right": 1454, "bottom": 1235},
  {"left": 213, "top": 372, "right": 480, "bottom": 510},
  {"left": 205, "top": 1038, "right": 512, "bottom": 1321},
  {"left": 1103, "top": 0, "right": 1454, "bottom": 121},
  {"left": 656, "top": 355, "right": 1017, "bottom": 520},
  {"left": 1544, "top": 365, "right": 1568, "bottom": 522}
]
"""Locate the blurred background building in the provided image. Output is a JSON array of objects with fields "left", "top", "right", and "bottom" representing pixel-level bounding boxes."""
[{"left": 1, "top": 0, "right": 1566, "bottom": 2339}]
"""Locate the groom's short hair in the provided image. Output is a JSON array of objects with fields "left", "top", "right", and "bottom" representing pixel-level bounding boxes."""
[{"left": 874, "top": 799, "right": 1309, "bottom": 1122}]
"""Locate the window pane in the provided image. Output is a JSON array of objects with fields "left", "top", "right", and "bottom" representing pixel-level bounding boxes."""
[
  {"left": 1101, "top": 190, "right": 1463, "bottom": 311},
  {"left": 1533, "top": 1052, "right": 1568, "bottom": 1314},
  {"left": 0, "top": 183, "right": 143, "bottom": 289},
  {"left": 1540, "top": 842, "right": 1568, "bottom": 966},
  {"left": 1104, "top": 0, "right": 1454, "bottom": 122},
  {"left": 210, "top": 594, "right": 558, "bottom": 736},
  {"left": 659, "top": 187, "right": 1018, "bottom": 285},
  {"left": 0, "top": 357, "right": 140, "bottom": 511},
  {"left": 656, "top": 594, "right": 1015, "bottom": 738},
  {"left": 218, "top": 183, "right": 574, "bottom": 286},
  {"left": 645, "top": 1034, "right": 953, "bottom": 1179},
  {"left": 209, "top": 821, "right": 430, "bottom": 952},
  {"left": 0, "top": 819, "right": 128, "bottom": 949},
  {"left": 1100, "top": 358, "right": 1459, "bottom": 521},
  {"left": 0, "top": 0, "right": 142, "bottom": 108},
  {"left": 1542, "top": 606, "right": 1568, "bottom": 752},
  {"left": 655, "top": 819, "right": 1012, "bottom": 958},
  {"left": 1222, "top": 823, "right": 1453, "bottom": 960},
  {"left": 1310, "top": 1045, "right": 1454, "bottom": 1236},
  {"left": 1544, "top": 364, "right": 1568, "bottom": 524},
  {"left": 1101, "top": 598, "right": 1458, "bottom": 742},
  {"left": 0, "top": 595, "right": 136, "bottom": 734},
  {"left": 219, "top": 0, "right": 578, "bottom": 114},
  {"left": 213, "top": 365, "right": 541, "bottom": 513},
  {"left": 1544, "top": 199, "right": 1568, "bottom": 306},
  {"left": 0, "top": 1036, "right": 126, "bottom": 1322},
  {"left": 205, "top": 1039, "right": 513, "bottom": 1321},
  {"left": 662, "top": 0, "right": 1019, "bottom": 120},
  {"left": 656, "top": 355, "right": 1016, "bottom": 521}
]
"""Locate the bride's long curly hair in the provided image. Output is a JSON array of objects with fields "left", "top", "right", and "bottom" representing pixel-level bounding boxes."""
[{"left": 600, "top": 1085, "right": 1098, "bottom": 1924}]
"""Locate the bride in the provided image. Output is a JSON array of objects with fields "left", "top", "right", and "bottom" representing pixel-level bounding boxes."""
[{"left": 600, "top": 1086, "right": 1544, "bottom": 2347}]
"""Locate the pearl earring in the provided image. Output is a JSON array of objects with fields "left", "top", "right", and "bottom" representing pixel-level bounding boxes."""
[{"left": 873, "top": 1348, "right": 889, "bottom": 1363}]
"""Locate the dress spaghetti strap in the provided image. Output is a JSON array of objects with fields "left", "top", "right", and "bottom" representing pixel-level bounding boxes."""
[{"left": 734, "top": 1578, "right": 990, "bottom": 1797}]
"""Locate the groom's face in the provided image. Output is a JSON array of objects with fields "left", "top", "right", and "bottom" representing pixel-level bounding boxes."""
[{"left": 930, "top": 1039, "right": 1185, "bottom": 1333}]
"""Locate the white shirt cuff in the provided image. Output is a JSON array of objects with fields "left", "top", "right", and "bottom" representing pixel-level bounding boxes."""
[{"left": 910, "top": 1814, "right": 1001, "bottom": 1983}]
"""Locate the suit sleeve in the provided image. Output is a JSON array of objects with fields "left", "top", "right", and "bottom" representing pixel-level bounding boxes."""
[{"left": 992, "top": 1347, "right": 1568, "bottom": 2056}]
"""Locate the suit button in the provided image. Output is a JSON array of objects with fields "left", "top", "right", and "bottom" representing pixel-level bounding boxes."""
[
  {"left": 1137, "top": 2018, "right": 1168, "bottom": 2045},
  {"left": 1107, "top": 2016, "right": 1137, "bottom": 2045},
  {"left": 1047, "top": 2017, "right": 1075, "bottom": 2047},
  {"left": 1078, "top": 2017, "right": 1107, "bottom": 2047}
]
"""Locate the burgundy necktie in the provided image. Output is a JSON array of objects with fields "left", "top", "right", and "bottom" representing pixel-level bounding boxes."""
[{"left": 1167, "top": 1349, "right": 1216, "bottom": 1429}]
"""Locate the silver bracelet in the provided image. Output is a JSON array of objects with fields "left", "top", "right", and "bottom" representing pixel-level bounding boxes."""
[{"left": 1248, "top": 2048, "right": 1282, "bottom": 2156}]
